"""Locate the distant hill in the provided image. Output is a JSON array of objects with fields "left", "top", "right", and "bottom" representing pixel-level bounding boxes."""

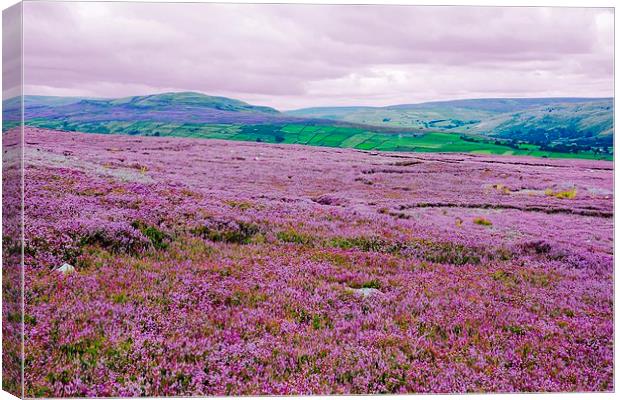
[
  {"left": 3, "top": 95, "right": 97, "bottom": 120},
  {"left": 3, "top": 95, "right": 100, "bottom": 110},
  {"left": 286, "top": 97, "right": 614, "bottom": 153},
  {"left": 3, "top": 92, "right": 279, "bottom": 114},
  {"left": 98, "top": 92, "right": 280, "bottom": 114},
  {"left": 2, "top": 92, "right": 612, "bottom": 160},
  {"left": 17, "top": 92, "right": 290, "bottom": 125},
  {"left": 451, "top": 101, "right": 613, "bottom": 149},
  {"left": 387, "top": 97, "right": 609, "bottom": 113},
  {"left": 286, "top": 106, "right": 376, "bottom": 120},
  {"left": 8, "top": 92, "right": 421, "bottom": 135}
]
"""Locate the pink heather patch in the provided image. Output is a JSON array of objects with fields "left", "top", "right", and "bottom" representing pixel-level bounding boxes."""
[{"left": 21, "top": 127, "right": 612, "bottom": 396}]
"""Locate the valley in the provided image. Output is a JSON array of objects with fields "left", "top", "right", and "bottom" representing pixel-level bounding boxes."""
[{"left": 4, "top": 92, "right": 613, "bottom": 160}]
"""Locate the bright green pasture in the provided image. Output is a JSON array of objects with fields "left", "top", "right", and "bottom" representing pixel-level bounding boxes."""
[{"left": 24, "top": 119, "right": 612, "bottom": 161}]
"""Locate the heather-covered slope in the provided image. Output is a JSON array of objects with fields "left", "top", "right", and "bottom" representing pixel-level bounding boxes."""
[{"left": 22, "top": 127, "right": 612, "bottom": 396}]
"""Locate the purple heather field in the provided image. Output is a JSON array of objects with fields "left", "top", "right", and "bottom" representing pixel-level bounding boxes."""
[{"left": 16, "top": 127, "right": 613, "bottom": 396}]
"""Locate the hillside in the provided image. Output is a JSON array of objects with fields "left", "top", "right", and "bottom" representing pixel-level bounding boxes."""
[
  {"left": 3, "top": 95, "right": 97, "bottom": 111},
  {"left": 21, "top": 127, "right": 614, "bottom": 395},
  {"left": 12, "top": 92, "right": 417, "bottom": 133},
  {"left": 20, "top": 92, "right": 292, "bottom": 125},
  {"left": 285, "top": 106, "right": 376, "bottom": 120},
  {"left": 388, "top": 97, "right": 608, "bottom": 112},
  {"left": 454, "top": 101, "right": 613, "bottom": 149},
  {"left": 287, "top": 98, "right": 614, "bottom": 153},
  {"left": 3, "top": 92, "right": 613, "bottom": 160},
  {"left": 99, "top": 91, "right": 280, "bottom": 114}
]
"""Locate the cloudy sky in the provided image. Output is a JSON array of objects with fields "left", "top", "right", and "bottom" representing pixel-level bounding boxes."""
[{"left": 22, "top": 2, "right": 614, "bottom": 110}]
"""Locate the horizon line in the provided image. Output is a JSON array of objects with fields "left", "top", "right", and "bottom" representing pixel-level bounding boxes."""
[{"left": 9, "top": 91, "right": 615, "bottom": 112}]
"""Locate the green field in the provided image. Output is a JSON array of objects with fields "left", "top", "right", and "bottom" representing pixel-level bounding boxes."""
[
  {"left": 23, "top": 119, "right": 613, "bottom": 160},
  {"left": 6, "top": 93, "right": 613, "bottom": 160},
  {"left": 287, "top": 98, "right": 614, "bottom": 156}
]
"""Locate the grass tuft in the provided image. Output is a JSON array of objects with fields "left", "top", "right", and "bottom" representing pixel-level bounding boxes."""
[
  {"left": 544, "top": 187, "right": 577, "bottom": 199},
  {"left": 473, "top": 217, "right": 493, "bottom": 226}
]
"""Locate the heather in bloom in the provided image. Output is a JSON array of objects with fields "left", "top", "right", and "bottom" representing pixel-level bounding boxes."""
[
  {"left": 19, "top": 127, "right": 612, "bottom": 396},
  {"left": 3, "top": 1, "right": 613, "bottom": 396}
]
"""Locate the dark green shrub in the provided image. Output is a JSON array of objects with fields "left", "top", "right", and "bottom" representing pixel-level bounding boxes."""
[
  {"left": 131, "top": 221, "right": 169, "bottom": 250},
  {"left": 192, "top": 220, "right": 260, "bottom": 244},
  {"left": 276, "top": 228, "right": 314, "bottom": 245}
]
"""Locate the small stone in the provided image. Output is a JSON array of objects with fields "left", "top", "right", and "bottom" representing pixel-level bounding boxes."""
[
  {"left": 55, "top": 263, "right": 75, "bottom": 274},
  {"left": 350, "top": 287, "right": 382, "bottom": 297}
]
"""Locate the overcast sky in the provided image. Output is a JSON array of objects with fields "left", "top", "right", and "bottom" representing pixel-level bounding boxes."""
[{"left": 22, "top": 2, "right": 614, "bottom": 110}]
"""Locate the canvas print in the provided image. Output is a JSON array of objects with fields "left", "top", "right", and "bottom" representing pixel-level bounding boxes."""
[{"left": 2, "top": 1, "right": 614, "bottom": 397}]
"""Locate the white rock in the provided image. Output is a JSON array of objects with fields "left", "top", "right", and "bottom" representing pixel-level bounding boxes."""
[
  {"left": 55, "top": 263, "right": 75, "bottom": 274},
  {"left": 350, "top": 287, "right": 382, "bottom": 297}
]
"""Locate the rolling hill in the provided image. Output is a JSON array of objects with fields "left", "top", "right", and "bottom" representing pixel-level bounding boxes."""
[
  {"left": 2, "top": 92, "right": 613, "bottom": 160},
  {"left": 97, "top": 92, "right": 280, "bottom": 114},
  {"left": 19, "top": 92, "right": 289, "bottom": 125},
  {"left": 287, "top": 97, "right": 614, "bottom": 154},
  {"left": 10, "top": 92, "right": 417, "bottom": 132}
]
